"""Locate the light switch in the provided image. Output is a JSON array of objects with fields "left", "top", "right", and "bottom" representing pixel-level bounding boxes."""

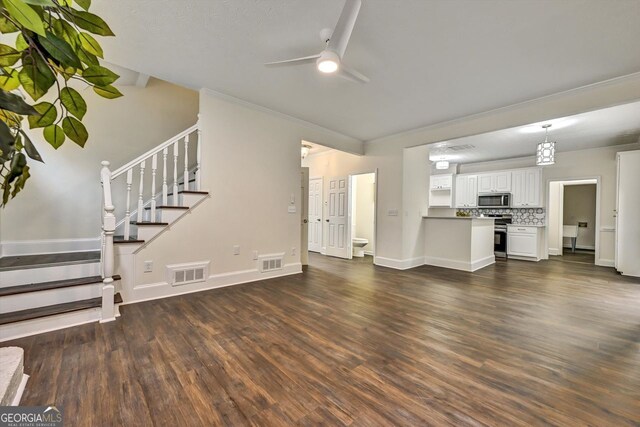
[{"left": 233, "top": 245, "right": 240, "bottom": 255}]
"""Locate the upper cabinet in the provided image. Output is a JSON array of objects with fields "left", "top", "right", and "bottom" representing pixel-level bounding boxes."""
[
  {"left": 478, "top": 171, "right": 511, "bottom": 193},
  {"left": 455, "top": 175, "right": 477, "bottom": 208},
  {"left": 512, "top": 168, "right": 542, "bottom": 207},
  {"left": 430, "top": 174, "right": 453, "bottom": 190}
]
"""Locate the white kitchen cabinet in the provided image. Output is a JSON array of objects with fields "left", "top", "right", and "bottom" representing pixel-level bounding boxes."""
[
  {"left": 507, "top": 225, "right": 543, "bottom": 261},
  {"left": 455, "top": 175, "right": 478, "bottom": 208},
  {"left": 512, "top": 168, "right": 542, "bottom": 207},
  {"left": 430, "top": 174, "right": 453, "bottom": 190},
  {"left": 478, "top": 171, "right": 511, "bottom": 193}
]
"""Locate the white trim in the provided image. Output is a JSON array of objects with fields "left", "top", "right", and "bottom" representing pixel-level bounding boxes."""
[
  {"left": 548, "top": 248, "right": 562, "bottom": 256},
  {"left": 0, "top": 238, "right": 100, "bottom": 257},
  {"left": 423, "top": 255, "right": 495, "bottom": 272},
  {"left": 600, "top": 226, "right": 615, "bottom": 232},
  {"left": 124, "top": 262, "right": 302, "bottom": 304},
  {"left": 374, "top": 256, "right": 423, "bottom": 270},
  {"left": 0, "top": 262, "right": 101, "bottom": 288},
  {"left": 562, "top": 244, "right": 596, "bottom": 251},
  {"left": 596, "top": 259, "right": 615, "bottom": 267},
  {"left": 135, "top": 73, "right": 150, "bottom": 88},
  {"left": 201, "top": 88, "right": 364, "bottom": 154},
  {"left": 364, "top": 250, "right": 374, "bottom": 256},
  {"left": 10, "top": 374, "right": 29, "bottom": 406},
  {"left": 0, "top": 308, "right": 101, "bottom": 342}
]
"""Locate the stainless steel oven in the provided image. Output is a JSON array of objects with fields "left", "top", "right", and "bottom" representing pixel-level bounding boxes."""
[
  {"left": 487, "top": 214, "right": 512, "bottom": 258},
  {"left": 478, "top": 193, "right": 511, "bottom": 208}
]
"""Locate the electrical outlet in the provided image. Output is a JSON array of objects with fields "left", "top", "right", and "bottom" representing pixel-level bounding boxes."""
[
  {"left": 291, "top": 247, "right": 296, "bottom": 256},
  {"left": 252, "top": 250, "right": 258, "bottom": 260},
  {"left": 143, "top": 260, "right": 153, "bottom": 273},
  {"left": 233, "top": 245, "right": 240, "bottom": 255}
]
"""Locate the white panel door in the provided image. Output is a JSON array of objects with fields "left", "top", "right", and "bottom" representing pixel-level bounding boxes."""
[
  {"left": 325, "top": 176, "right": 351, "bottom": 259},
  {"left": 308, "top": 178, "right": 323, "bottom": 253}
]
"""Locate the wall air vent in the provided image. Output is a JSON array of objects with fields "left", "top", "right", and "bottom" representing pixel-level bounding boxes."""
[
  {"left": 258, "top": 253, "right": 285, "bottom": 273},
  {"left": 166, "top": 261, "right": 210, "bottom": 286},
  {"left": 446, "top": 144, "right": 475, "bottom": 152}
]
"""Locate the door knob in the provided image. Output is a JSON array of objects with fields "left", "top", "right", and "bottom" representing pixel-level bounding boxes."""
[
  {"left": 303, "top": 219, "right": 308, "bottom": 223},
  {"left": 326, "top": 219, "right": 329, "bottom": 222},
  {"left": 317, "top": 219, "right": 321, "bottom": 221}
]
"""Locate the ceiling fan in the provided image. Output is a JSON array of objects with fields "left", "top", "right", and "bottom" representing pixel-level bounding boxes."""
[{"left": 264, "top": 0, "right": 369, "bottom": 83}]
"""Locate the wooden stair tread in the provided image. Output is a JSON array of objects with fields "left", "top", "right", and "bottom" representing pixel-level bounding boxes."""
[
  {"left": 0, "top": 251, "right": 100, "bottom": 271},
  {"left": 0, "top": 275, "right": 121, "bottom": 297},
  {"left": 114, "top": 237, "right": 145, "bottom": 244},
  {"left": 130, "top": 222, "right": 168, "bottom": 226},
  {"left": 0, "top": 293, "right": 123, "bottom": 326},
  {"left": 144, "top": 205, "right": 189, "bottom": 210},
  {"left": 166, "top": 190, "right": 209, "bottom": 196}
]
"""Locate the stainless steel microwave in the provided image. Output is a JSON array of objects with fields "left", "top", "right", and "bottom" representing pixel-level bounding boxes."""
[{"left": 478, "top": 193, "right": 511, "bottom": 208}]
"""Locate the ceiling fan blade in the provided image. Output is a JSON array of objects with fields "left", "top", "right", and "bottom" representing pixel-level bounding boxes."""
[
  {"left": 264, "top": 54, "right": 321, "bottom": 67},
  {"left": 339, "top": 66, "right": 369, "bottom": 83},
  {"left": 327, "top": 0, "right": 362, "bottom": 58}
]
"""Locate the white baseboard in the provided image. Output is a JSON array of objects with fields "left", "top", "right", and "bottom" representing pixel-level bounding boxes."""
[
  {"left": 364, "top": 250, "right": 374, "bottom": 256},
  {"left": 125, "top": 262, "right": 303, "bottom": 304},
  {"left": 1, "top": 238, "right": 101, "bottom": 257},
  {"left": 596, "top": 259, "right": 615, "bottom": 267},
  {"left": 374, "top": 256, "right": 424, "bottom": 270},
  {"left": 548, "top": 248, "right": 562, "bottom": 256},
  {"left": 562, "top": 244, "right": 596, "bottom": 251},
  {"left": 11, "top": 374, "right": 29, "bottom": 406},
  {"left": 423, "top": 255, "right": 495, "bottom": 272}
]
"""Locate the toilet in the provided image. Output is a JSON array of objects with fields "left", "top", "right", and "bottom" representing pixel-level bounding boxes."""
[{"left": 352, "top": 237, "right": 369, "bottom": 257}]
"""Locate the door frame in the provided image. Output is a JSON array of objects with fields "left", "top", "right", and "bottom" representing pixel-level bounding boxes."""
[
  {"left": 301, "top": 167, "right": 309, "bottom": 266},
  {"left": 348, "top": 170, "right": 378, "bottom": 259},
  {"left": 545, "top": 176, "right": 601, "bottom": 264}
]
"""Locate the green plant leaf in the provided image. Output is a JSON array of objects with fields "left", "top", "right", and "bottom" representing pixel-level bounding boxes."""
[
  {"left": 22, "top": 0, "right": 56, "bottom": 5},
  {"left": 20, "top": 130, "right": 43, "bottom": 162},
  {"left": 18, "top": 54, "right": 56, "bottom": 100},
  {"left": 52, "top": 19, "right": 80, "bottom": 49},
  {"left": 43, "top": 124, "right": 65, "bottom": 148},
  {"left": 78, "top": 32, "right": 102, "bottom": 58},
  {"left": 0, "top": 16, "right": 20, "bottom": 34},
  {"left": 61, "top": 116, "right": 87, "bottom": 147},
  {"left": 15, "top": 33, "right": 29, "bottom": 51},
  {"left": 75, "top": 0, "right": 91, "bottom": 10},
  {"left": 3, "top": 0, "right": 46, "bottom": 37},
  {"left": 0, "top": 120, "right": 15, "bottom": 160},
  {"left": 11, "top": 164, "right": 30, "bottom": 198},
  {"left": 0, "top": 69, "right": 21, "bottom": 91},
  {"left": 93, "top": 84, "right": 123, "bottom": 99},
  {"left": 27, "top": 101, "right": 56, "bottom": 128},
  {"left": 76, "top": 48, "right": 99, "bottom": 66},
  {"left": 0, "top": 108, "right": 22, "bottom": 128},
  {"left": 69, "top": 10, "right": 114, "bottom": 36},
  {"left": 82, "top": 65, "right": 118, "bottom": 86},
  {"left": 0, "top": 45, "right": 21, "bottom": 67},
  {"left": 60, "top": 87, "right": 86, "bottom": 119},
  {"left": 0, "top": 89, "right": 39, "bottom": 115},
  {"left": 38, "top": 32, "right": 82, "bottom": 68}
]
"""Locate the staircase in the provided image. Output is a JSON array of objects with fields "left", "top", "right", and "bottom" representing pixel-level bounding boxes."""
[{"left": 0, "top": 122, "right": 208, "bottom": 341}]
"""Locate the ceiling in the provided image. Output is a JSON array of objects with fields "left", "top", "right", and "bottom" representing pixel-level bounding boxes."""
[
  {"left": 425, "top": 101, "right": 640, "bottom": 164},
  {"left": 94, "top": 1, "right": 640, "bottom": 141}
]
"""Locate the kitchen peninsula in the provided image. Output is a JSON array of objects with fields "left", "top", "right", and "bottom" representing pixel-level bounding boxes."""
[{"left": 423, "top": 216, "right": 495, "bottom": 271}]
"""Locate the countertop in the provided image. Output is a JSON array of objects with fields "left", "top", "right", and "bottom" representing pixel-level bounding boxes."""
[
  {"left": 422, "top": 216, "right": 495, "bottom": 220},
  {"left": 509, "top": 224, "right": 546, "bottom": 228}
]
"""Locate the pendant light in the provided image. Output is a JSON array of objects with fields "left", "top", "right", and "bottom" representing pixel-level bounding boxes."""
[{"left": 536, "top": 124, "right": 555, "bottom": 166}]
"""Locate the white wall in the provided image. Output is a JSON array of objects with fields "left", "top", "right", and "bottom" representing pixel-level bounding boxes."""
[
  {"left": 548, "top": 181, "right": 564, "bottom": 255},
  {"left": 0, "top": 78, "right": 199, "bottom": 255},
  {"left": 124, "top": 90, "right": 364, "bottom": 300},
  {"left": 563, "top": 184, "right": 597, "bottom": 249},
  {"left": 353, "top": 173, "right": 375, "bottom": 253}
]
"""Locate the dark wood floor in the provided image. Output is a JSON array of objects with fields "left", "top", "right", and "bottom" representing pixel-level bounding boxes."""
[
  {"left": 553, "top": 248, "right": 596, "bottom": 265},
  {"left": 6, "top": 253, "right": 640, "bottom": 426}
]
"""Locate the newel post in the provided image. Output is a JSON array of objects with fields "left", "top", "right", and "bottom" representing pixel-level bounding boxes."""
[{"left": 100, "top": 161, "right": 116, "bottom": 323}]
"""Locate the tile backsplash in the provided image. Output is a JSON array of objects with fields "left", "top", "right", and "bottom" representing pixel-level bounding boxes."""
[{"left": 458, "top": 208, "right": 546, "bottom": 225}]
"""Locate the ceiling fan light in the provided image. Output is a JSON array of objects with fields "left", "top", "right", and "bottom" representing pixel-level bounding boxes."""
[{"left": 317, "top": 51, "right": 340, "bottom": 74}]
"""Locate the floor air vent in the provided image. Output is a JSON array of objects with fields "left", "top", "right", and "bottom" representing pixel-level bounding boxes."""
[
  {"left": 166, "top": 261, "right": 210, "bottom": 286},
  {"left": 258, "top": 254, "right": 285, "bottom": 273}
]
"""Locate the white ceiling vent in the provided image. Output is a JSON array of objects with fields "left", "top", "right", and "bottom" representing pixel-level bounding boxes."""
[
  {"left": 258, "top": 253, "right": 285, "bottom": 273},
  {"left": 446, "top": 144, "right": 475, "bottom": 152},
  {"left": 166, "top": 261, "right": 210, "bottom": 286}
]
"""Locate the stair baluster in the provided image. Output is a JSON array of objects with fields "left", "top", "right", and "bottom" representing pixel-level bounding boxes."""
[
  {"left": 137, "top": 160, "right": 146, "bottom": 222},
  {"left": 173, "top": 141, "right": 179, "bottom": 206},
  {"left": 162, "top": 147, "right": 168, "bottom": 206},
  {"left": 124, "top": 169, "right": 133, "bottom": 240},
  {"left": 100, "top": 161, "right": 116, "bottom": 322},
  {"left": 183, "top": 135, "right": 190, "bottom": 191},
  {"left": 151, "top": 154, "right": 158, "bottom": 222},
  {"left": 196, "top": 116, "right": 202, "bottom": 191}
]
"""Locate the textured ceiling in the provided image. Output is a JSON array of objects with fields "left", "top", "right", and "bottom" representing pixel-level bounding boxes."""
[
  {"left": 93, "top": 0, "right": 640, "bottom": 141},
  {"left": 425, "top": 101, "right": 640, "bottom": 164}
]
